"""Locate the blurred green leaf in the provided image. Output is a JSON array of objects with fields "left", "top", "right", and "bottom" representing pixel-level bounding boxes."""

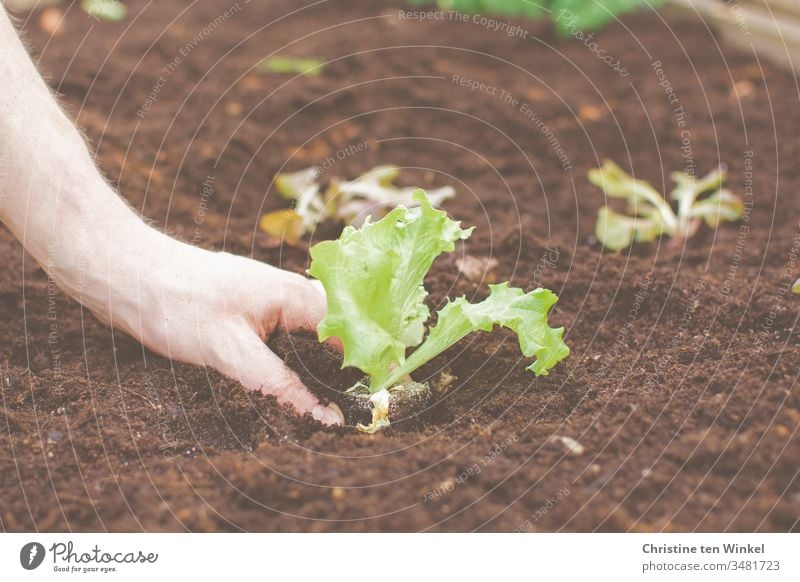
[
  {"left": 691, "top": 189, "right": 744, "bottom": 228},
  {"left": 406, "top": 0, "right": 657, "bottom": 32},
  {"left": 260, "top": 56, "right": 325, "bottom": 77},
  {"left": 81, "top": 0, "right": 127, "bottom": 22},
  {"left": 259, "top": 165, "right": 456, "bottom": 244},
  {"left": 552, "top": 0, "right": 657, "bottom": 34}
]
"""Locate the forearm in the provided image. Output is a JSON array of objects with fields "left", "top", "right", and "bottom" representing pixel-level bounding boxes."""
[
  {"left": 0, "top": 7, "right": 178, "bottom": 332},
  {"left": 0, "top": 7, "right": 116, "bottom": 247},
  {"left": 1, "top": 11, "right": 119, "bottom": 250}
]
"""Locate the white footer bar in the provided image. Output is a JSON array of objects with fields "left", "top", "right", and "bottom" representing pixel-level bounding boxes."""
[{"left": 1, "top": 533, "right": 797, "bottom": 581}]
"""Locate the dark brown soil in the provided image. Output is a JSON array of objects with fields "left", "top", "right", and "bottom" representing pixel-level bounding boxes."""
[
  {"left": 1, "top": 0, "right": 799, "bottom": 532},
  {"left": 273, "top": 333, "right": 433, "bottom": 428}
]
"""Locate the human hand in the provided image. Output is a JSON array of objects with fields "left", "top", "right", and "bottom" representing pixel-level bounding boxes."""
[
  {"left": 63, "top": 209, "right": 344, "bottom": 426},
  {"left": 124, "top": 238, "right": 344, "bottom": 425}
]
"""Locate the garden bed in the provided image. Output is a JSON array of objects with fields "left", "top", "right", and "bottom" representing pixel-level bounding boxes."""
[{"left": 0, "top": 0, "right": 798, "bottom": 532}]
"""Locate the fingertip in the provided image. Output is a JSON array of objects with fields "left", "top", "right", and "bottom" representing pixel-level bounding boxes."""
[
  {"left": 270, "top": 375, "right": 320, "bottom": 415},
  {"left": 312, "top": 402, "right": 344, "bottom": 426},
  {"left": 325, "top": 336, "right": 343, "bottom": 353},
  {"left": 226, "top": 336, "right": 321, "bottom": 415}
]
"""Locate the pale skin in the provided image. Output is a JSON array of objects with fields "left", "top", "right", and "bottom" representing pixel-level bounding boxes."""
[{"left": 0, "top": 7, "right": 343, "bottom": 425}]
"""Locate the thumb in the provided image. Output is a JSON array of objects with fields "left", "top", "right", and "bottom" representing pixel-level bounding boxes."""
[
  {"left": 215, "top": 332, "right": 343, "bottom": 426},
  {"left": 276, "top": 275, "right": 327, "bottom": 333},
  {"left": 277, "top": 277, "right": 343, "bottom": 352}
]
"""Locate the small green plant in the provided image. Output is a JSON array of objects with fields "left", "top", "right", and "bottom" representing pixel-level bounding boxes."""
[
  {"left": 259, "top": 165, "right": 455, "bottom": 244},
  {"left": 589, "top": 160, "right": 744, "bottom": 250},
  {"left": 81, "top": 0, "right": 127, "bottom": 22},
  {"left": 793, "top": 280, "right": 800, "bottom": 294},
  {"left": 259, "top": 56, "right": 325, "bottom": 77},
  {"left": 308, "top": 191, "right": 569, "bottom": 432},
  {"left": 406, "top": 0, "right": 659, "bottom": 34}
]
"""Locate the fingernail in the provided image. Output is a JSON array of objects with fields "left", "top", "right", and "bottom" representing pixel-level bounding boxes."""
[{"left": 312, "top": 402, "right": 344, "bottom": 426}]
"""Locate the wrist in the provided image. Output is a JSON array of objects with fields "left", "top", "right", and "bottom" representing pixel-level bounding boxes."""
[{"left": 47, "top": 177, "right": 175, "bottom": 332}]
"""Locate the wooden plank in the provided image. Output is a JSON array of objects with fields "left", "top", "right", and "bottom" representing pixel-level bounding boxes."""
[
  {"left": 738, "top": 0, "right": 800, "bottom": 20},
  {"left": 667, "top": 0, "right": 800, "bottom": 71}
]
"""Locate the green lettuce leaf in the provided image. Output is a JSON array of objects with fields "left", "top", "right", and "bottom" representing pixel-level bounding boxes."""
[
  {"left": 308, "top": 191, "right": 472, "bottom": 389},
  {"left": 379, "top": 283, "right": 569, "bottom": 391},
  {"left": 274, "top": 167, "right": 320, "bottom": 201},
  {"left": 588, "top": 160, "right": 677, "bottom": 232},
  {"left": 595, "top": 206, "right": 665, "bottom": 251},
  {"left": 690, "top": 188, "right": 744, "bottom": 228},
  {"left": 670, "top": 166, "right": 733, "bottom": 233}
]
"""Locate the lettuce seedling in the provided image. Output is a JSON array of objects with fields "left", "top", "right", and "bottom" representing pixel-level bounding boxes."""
[
  {"left": 589, "top": 160, "right": 744, "bottom": 250},
  {"left": 308, "top": 191, "right": 569, "bottom": 432},
  {"left": 260, "top": 165, "right": 455, "bottom": 244}
]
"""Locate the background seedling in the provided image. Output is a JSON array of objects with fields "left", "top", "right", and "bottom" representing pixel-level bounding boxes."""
[
  {"left": 590, "top": 160, "right": 744, "bottom": 250},
  {"left": 259, "top": 165, "right": 455, "bottom": 244}
]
